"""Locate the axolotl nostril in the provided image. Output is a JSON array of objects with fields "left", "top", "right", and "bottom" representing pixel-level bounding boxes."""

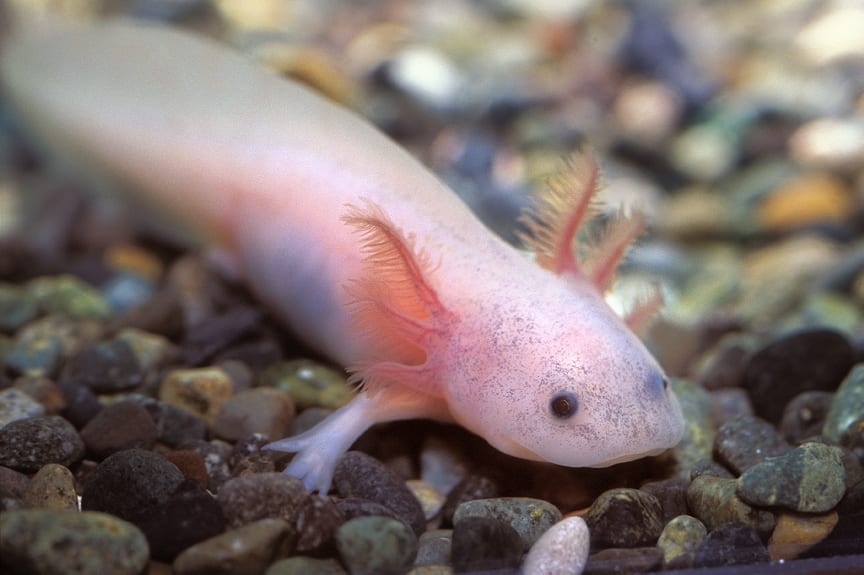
[{"left": 0, "top": 18, "right": 685, "bottom": 494}]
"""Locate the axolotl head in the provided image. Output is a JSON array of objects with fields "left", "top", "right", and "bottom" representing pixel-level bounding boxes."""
[{"left": 445, "top": 286, "right": 685, "bottom": 468}]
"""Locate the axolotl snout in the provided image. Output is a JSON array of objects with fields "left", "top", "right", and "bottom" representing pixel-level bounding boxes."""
[{"left": 0, "top": 19, "right": 685, "bottom": 493}]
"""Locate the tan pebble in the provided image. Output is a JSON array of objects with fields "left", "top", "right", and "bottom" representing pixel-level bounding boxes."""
[
  {"left": 759, "top": 173, "right": 853, "bottom": 231},
  {"left": 214, "top": 0, "right": 290, "bottom": 30},
  {"left": 769, "top": 511, "right": 839, "bottom": 561},
  {"left": 160, "top": 367, "right": 234, "bottom": 421},
  {"left": 23, "top": 463, "right": 78, "bottom": 511},
  {"left": 522, "top": 516, "right": 589, "bottom": 575},
  {"left": 105, "top": 244, "right": 164, "bottom": 282},
  {"left": 406, "top": 479, "right": 446, "bottom": 522}
]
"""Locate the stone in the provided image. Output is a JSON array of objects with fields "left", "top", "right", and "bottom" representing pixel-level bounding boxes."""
[
  {"left": 737, "top": 442, "right": 846, "bottom": 513},
  {"left": 80, "top": 400, "right": 158, "bottom": 459},
  {"left": 758, "top": 172, "right": 853, "bottom": 232},
  {"left": 714, "top": 415, "right": 790, "bottom": 474},
  {"left": 212, "top": 387, "right": 295, "bottom": 442},
  {"left": 823, "top": 364, "right": 864, "bottom": 450},
  {"left": 584, "top": 488, "right": 663, "bottom": 549},
  {"left": 0, "top": 387, "right": 45, "bottom": 428},
  {"left": 0, "top": 509, "right": 148, "bottom": 575},
  {"left": 29, "top": 275, "right": 111, "bottom": 320},
  {"left": 22, "top": 463, "right": 77, "bottom": 511},
  {"left": 406, "top": 479, "right": 446, "bottom": 522},
  {"left": 686, "top": 475, "right": 775, "bottom": 536},
  {"left": 114, "top": 327, "right": 176, "bottom": 372},
  {"left": 668, "top": 378, "right": 714, "bottom": 477},
  {"left": 13, "top": 376, "right": 65, "bottom": 415},
  {"left": 0, "top": 283, "right": 38, "bottom": 332},
  {"left": 335, "top": 516, "right": 418, "bottom": 575},
  {"left": 768, "top": 511, "right": 839, "bottom": 561},
  {"left": 182, "top": 306, "right": 261, "bottom": 365},
  {"left": 0, "top": 415, "right": 85, "bottom": 472},
  {"left": 640, "top": 477, "right": 689, "bottom": 523},
  {"left": 693, "top": 522, "right": 770, "bottom": 568},
  {"left": 415, "top": 529, "right": 452, "bottom": 567},
  {"left": 585, "top": 547, "right": 664, "bottom": 575},
  {"left": 334, "top": 497, "right": 404, "bottom": 524},
  {"left": 332, "top": 451, "right": 426, "bottom": 536},
  {"left": 522, "top": 516, "right": 590, "bottom": 575},
  {"left": 742, "top": 328, "right": 854, "bottom": 423},
  {"left": 173, "top": 518, "right": 292, "bottom": 575},
  {"left": 265, "top": 557, "right": 347, "bottom": 575},
  {"left": 81, "top": 448, "right": 184, "bottom": 524},
  {"left": 450, "top": 516, "right": 522, "bottom": 574},
  {"left": 57, "top": 380, "right": 103, "bottom": 428},
  {"left": 62, "top": 339, "right": 143, "bottom": 393},
  {"left": 259, "top": 359, "right": 352, "bottom": 410},
  {"left": 163, "top": 449, "right": 209, "bottom": 485},
  {"left": 159, "top": 366, "right": 234, "bottom": 422},
  {"left": 4, "top": 333, "right": 63, "bottom": 377},
  {"left": 293, "top": 494, "right": 345, "bottom": 554},
  {"left": 138, "top": 479, "right": 226, "bottom": 562},
  {"left": 780, "top": 391, "right": 834, "bottom": 444},
  {"left": 440, "top": 475, "right": 499, "bottom": 526},
  {"left": 0, "top": 465, "right": 29, "bottom": 511},
  {"left": 453, "top": 497, "right": 561, "bottom": 552},
  {"left": 656, "top": 514, "right": 707, "bottom": 568},
  {"left": 142, "top": 400, "right": 208, "bottom": 447},
  {"left": 216, "top": 472, "right": 307, "bottom": 529}
]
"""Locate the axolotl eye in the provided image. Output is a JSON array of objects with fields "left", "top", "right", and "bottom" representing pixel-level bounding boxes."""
[{"left": 549, "top": 391, "right": 579, "bottom": 419}]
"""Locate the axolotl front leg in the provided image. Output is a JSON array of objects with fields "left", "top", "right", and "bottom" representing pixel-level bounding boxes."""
[{"left": 268, "top": 386, "right": 451, "bottom": 493}]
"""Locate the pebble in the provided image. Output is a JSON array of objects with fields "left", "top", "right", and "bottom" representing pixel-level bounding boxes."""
[
  {"left": 212, "top": 387, "right": 295, "bottom": 442},
  {"left": 522, "top": 516, "right": 590, "bottom": 575},
  {"left": 0, "top": 465, "right": 30, "bottom": 511},
  {"left": 114, "top": 327, "right": 176, "bottom": 372},
  {"left": 13, "top": 375, "right": 65, "bottom": 415},
  {"left": 420, "top": 436, "right": 470, "bottom": 495},
  {"left": 406, "top": 479, "right": 446, "bottom": 522},
  {"left": 57, "top": 379, "right": 103, "bottom": 428},
  {"left": 693, "top": 522, "right": 770, "bottom": 568},
  {"left": 182, "top": 306, "right": 261, "bottom": 365},
  {"left": 583, "top": 488, "right": 663, "bottom": 549},
  {"left": 143, "top": 400, "right": 208, "bottom": 447},
  {"left": 758, "top": 173, "right": 853, "bottom": 232},
  {"left": 163, "top": 449, "right": 209, "bottom": 485},
  {"left": 293, "top": 494, "right": 345, "bottom": 554},
  {"left": 216, "top": 472, "right": 307, "bottom": 529},
  {"left": 173, "top": 518, "right": 293, "bottom": 575},
  {"left": 714, "top": 414, "right": 790, "bottom": 474},
  {"left": 335, "top": 516, "right": 418, "bottom": 575},
  {"left": 668, "top": 378, "right": 714, "bottom": 476},
  {"left": 81, "top": 448, "right": 184, "bottom": 523},
  {"left": 742, "top": 329, "right": 854, "bottom": 423},
  {"left": 453, "top": 497, "right": 562, "bottom": 552},
  {"left": 259, "top": 359, "right": 352, "bottom": 410},
  {"left": 80, "top": 400, "right": 158, "bottom": 459},
  {"left": 656, "top": 514, "right": 707, "bottom": 568},
  {"left": 101, "top": 272, "right": 156, "bottom": 314},
  {"left": 789, "top": 117, "right": 864, "bottom": 170},
  {"left": 450, "top": 516, "right": 522, "bottom": 573},
  {"left": 0, "top": 387, "right": 45, "bottom": 428},
  {"left": 22, "top": 463, "right": 77, "bottom": 511},
  {"left": 62, "top": 339, "right": 143, "bottom": 393},
  {"left": 137, "top": 479, "right": 226, "bottom": 561},
  {"left": 584, "top": 547, "right": 664, "bottom": 575},
  {"left": 780, "top": 391, "right": 834, "bottom": 443},
  {"left": 768, "top": 510, "right": 839, "bottom": 561},
  {"left": 697, "top": 335, "right": 755, "bottom": 390},
  {"left": 0, "top": 283, "right": 38, "bottom": 332},
  {"left": 440, "top": 475, "right": 499, "bottom": 526},
  {"left": 0, "top": 509, "right": 149, "bottom": 575},
  {"left": 159, "top": 366, "right": 234, "bottom": 422},
  {"left": 335, "top": 497, "right": 404, "bottom": 524},
  {"left": 0, "top": 415, "right": 85, "bottom": 472},
  {"left": 185, "top": 439, "right": 232, "bottom": 491},
  {"left": 686, "top": 475, "right": 775, "bottom": 536},
  {"left": 28, "top": 274, "right": 111, "bottom": 320},
  {"left": 266, "top": 557, "right": 348, "bottom": 575},
  {"left": 415, "top": 529, "right": 452, "bottom": 567},
  {"left": 737, "top": 442, "right": 846, "bottom": 513},
  {"left": 332, "top": 451, "right": 426, "bottom": 536},
  {"left": 823, "top": 364, "right": 864, "bottom": 449},
  {"left": 4, "top": 332, "right": 63, "bottom": 377},
  {"left": 640, "top": 477, "right": 689, "bottom": 523},
  {"left": 709, "top": 388, "right": 753, "bottom": 428}
]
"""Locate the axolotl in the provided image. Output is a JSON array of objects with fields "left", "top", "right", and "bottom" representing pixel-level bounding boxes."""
[{"left": 0, "top": 18, "right": 685, "bottom": 493}]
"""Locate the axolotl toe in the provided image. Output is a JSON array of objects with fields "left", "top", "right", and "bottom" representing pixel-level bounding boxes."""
[{"left": 0, "top": 18, "right": 685, "bottom": 494}]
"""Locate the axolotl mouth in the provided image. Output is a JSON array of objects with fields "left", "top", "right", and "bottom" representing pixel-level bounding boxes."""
[{"left": 502, "top": 437, "right": 672, "bottom": 468}]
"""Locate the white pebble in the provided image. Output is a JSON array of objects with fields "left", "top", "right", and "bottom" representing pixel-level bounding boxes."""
[{"left": 522, "top": 516, "right": 590, "bottom": 575}]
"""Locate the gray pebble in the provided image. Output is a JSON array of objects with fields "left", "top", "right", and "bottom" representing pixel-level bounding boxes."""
[
  {"left": 0, "top": 509, "right": 148, "bottom": 575},
  {"left": 714, "top": 415, "right": 790, "bottom": 474},
  {"left": 453, "top": 497, "right": 561, "bottom": 552},
  {"left": 0, "top": 415, "right": 85, "bottom": 472},
  {"left": 737, "top": 442, "right": 846, "bottom": 512},
  {"left": 62, "top": 339, "right": 143, "bottom": 393},
  {"left": 585, "top": 547, "right": 664, "bottom": 575},
  {"left": 640, "top": 477, "right": 690, "bottom": 523},
  {"left": 694, "top": 522, "right": 769, "bottom": 568},
  {"left": 333, "top": 451, "right": 426, "bottom": 535},
  {"left": 22, "top": 463, "right": 77, "bottom": 511},
  {"left": 4, "top": 333, "right": 63, "bottom": 377},
  {"left": 823, "top": 364, "right": 864, "bottom": 450},
  {"left": 294, "top": 494, "right": 345, "bottom": 554},
  {"left": 336, "top": 516, "right": 418, "bottom": 575},
  {"left": 0, "top": 465, "right": 29, "bottom": 511},
  {"left": 212, "top": 387, "right": 295, "bottom": 442},
  {"left": 415, "top": 529, "right": 452, "bottom": 567},
  {"left": 0, "top": 387, "right": 45, "bottom": 428},
  {"left": 686, "top": 475, "right": 775, "bottom": 536},
  {"left": 173, "top": 518, "right": 293, "bottom": 575},
  {"left": 0, "top": 283, "right": 38, "bottom": 332},
  {"left": 523, "top": 516, "right": 590, "bottom": 575},
  {"left": 450, "top": 515, "right": 522, "bottom": 573},
  {"left": 780, "top": 391, "right": 834, "bottom": 444},
  {"left": 584, "top": 488, "right": 663, "bottom": 549},
  {"left": 217, "top": 472, "right": 307, "bottom": 528}
]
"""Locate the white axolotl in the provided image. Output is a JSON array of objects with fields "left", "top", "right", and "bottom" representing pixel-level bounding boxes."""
[{"left": 0, "top": 18, "right": 684, "bottom": 493}]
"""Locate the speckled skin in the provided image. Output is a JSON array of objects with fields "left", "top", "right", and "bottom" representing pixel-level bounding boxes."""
[{"left": 1, "top": 19, "right": 685, "bottom": 493}]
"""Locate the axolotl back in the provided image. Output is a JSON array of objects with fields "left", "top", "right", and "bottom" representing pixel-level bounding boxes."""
[{"left": 0, "top": 18, "right": 685, "bottom": 493}]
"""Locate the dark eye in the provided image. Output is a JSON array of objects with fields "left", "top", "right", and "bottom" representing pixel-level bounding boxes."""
[{"left": 549, "top": 391, "right": 579, "bottom": 419}]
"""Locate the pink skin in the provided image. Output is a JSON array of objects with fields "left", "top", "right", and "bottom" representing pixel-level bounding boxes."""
[{"left": 1, "top": 19, "right": 685, "bottom": 494}]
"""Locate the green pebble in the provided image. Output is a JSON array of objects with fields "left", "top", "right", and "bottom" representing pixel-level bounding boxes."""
[
  {"left": 823, "top": 364, "right": 864, "bottom": 450},
  {"left": 4, "top": 333, "right": 63, "bottom": 377},
  {"left": 584, "top": 488, "right": 664, "bottom": 548},
  {"left": 686, "top": 475, "right": 775, "bottom": 536},
  {"left": 266, "top": 557, "right": 347, "bottom": 575},
  {"left": 415, "top": 529, "right": 452, "bottom": 567},
  {"left": 0, "top": 510, "right": 149, "bottom": 575},
  {"left": 335, "top": 516, "right": 418, "bottom": 575},
  {"left": 668, "top": 379, "right": 714, "bottom": 477},
  {"left": 259, "top": 359, "right": 351, "bottom": 410},
  {"left": 29, "top": 275, "right": 111, "bottom": 320},
  {"left": 737, "top": 442, "right": 846, "bottom": 512},
  {"left": 657, "top": 515, "right": 707, "bottom": 568},
  {"left": 452, "top": 497, "right": 561, "bottom": 552},
  {"left": 0, "top": 283, "right": 39, "bottom": 332}
]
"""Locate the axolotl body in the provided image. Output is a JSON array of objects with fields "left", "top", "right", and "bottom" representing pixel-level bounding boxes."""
[{"left": 0, "top": 19, "right": 684, "bottom": 493}]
